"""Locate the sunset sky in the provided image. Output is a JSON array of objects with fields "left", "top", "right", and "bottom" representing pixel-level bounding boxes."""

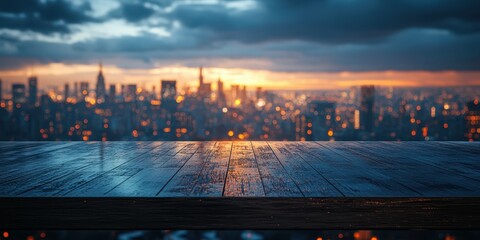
[{"left": 1, "top": 0, "right": 480, "bottom": 90}]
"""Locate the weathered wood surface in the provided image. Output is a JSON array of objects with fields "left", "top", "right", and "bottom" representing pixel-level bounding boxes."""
[
  {"left": 1, "top": 141, "right": 479, "bottom": 197},
  {"left": 1, "top": 141, "right": 479, "bottom": 229}
]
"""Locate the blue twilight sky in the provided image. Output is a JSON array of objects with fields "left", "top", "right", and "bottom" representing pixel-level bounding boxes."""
[{"left": 0, "top": 0, "right": 480, "bottom": 89}]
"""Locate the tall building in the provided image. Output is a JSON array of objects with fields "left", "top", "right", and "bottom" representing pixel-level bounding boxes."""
[
  {"left": 96, "top": 63, "right": 106, "bottom": 103},
  {"left": 230, "top": 84, "right": 240, "bottom": 107},
  {"left": 109, "top": 84, "right": 116, "bottom": 103},
  {"left": 307, "top": 101, "right": 336, "bottom": 140},
  {"left": 256, "top": 87, "right": 263, "bottom": 101},
  {"left": 64, "top": 83, "right": 69, "bottom": 102},
  {"left": 217, "top": 78, "right": 227, "bottom": 106},
  {"left": 199, "top": 67, "right": 204, "bottom": 86},
  {"left": 12, "top": 84, "right": 26, "bottom": 104},
  {"left": 120, "top": 84, "right": 125, "bottom": 101},
  {"left": 240, "top": 85, "right": 247, "bottom": 105},
  {"left": 197, "top": 67, "right": 211, "bottom": 99},
  {"left": 465, "top": 99, "right": 480, "bottom": 141},
  {"left": 28, "top": 76, "right": 38, "bottom": 106},
  {"left": 74, "top": 82, "right": 78, "bottom": 99},
  {"left": 152, "top": 85, "right": 157, "bottom": 99},
  {"left": 199, "top": 83, "right": 211, "bottom": 100},
  {"left": 360, "top": 85, "right": 375, "bottom": 132},
  {"left": 80, "top": 82, "right": 89, "bottom": 99},
  {"left": 161, "top": 80, "right": 177, "bottom": 111},
  {"left": 124, "top": 84, "right": 137, "bottom": 102}
]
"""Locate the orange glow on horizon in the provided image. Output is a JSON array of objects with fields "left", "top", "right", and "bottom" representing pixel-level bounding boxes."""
[{"left": 1, "top": 63, "right": 480, "bottom": 91}]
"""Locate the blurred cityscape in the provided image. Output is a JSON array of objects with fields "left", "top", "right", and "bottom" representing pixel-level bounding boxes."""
[
  {"left": 1, "top": 230, "right": 478, "bottom": 240},
  {"left": 0, "top": 65, "right": 479, "bottom": 141}
]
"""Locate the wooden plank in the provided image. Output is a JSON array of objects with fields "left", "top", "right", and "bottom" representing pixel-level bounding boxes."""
[
  {"left": 0, "top": 142, "right": 79, "bottom": 163},
  {"left": 59, "top": 142, "right": 162, "bottom": 196},
  {"left": 0, "top": 141, "right": 479, "bottom": 198},
  {"left": 295, "top": 141, "right": 418, "bottom": 196},
  {"left": 191, "top": 141, "right": 232, "bottom": 197},
  {"left": 0, "top": 143, "right": 100, "bottom": 196},
  {"left": 268, "top": 142, "right": 343, "bottom": 197},
  {"left": 158, "top": 142, "right": 216, "bottom": 196},
  {"left": 396, "top": 142, "right": 480, "bottom": 182},
  {"left": 336, "top": 142, "right": 480, "bottom": 196},
  {"left": 96, "top": 142, "right": 201, "bottom": 197},
  {"left": 223, "top": 141, "right": 265, "bottom": 196},
  {"left": 251, "top": 142, "right": 303, "bottom": 197},
  {"left": 20, "top": 143, "right": 132, "bottom": 197},
  {"left": 2, "top": 197, "right": 479, "bottom": 229},
  {"left": 437, "top": 141, "right": 480, "bottom": 154}
]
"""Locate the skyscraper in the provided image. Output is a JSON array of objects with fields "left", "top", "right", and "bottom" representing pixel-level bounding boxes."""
[
  {"left": 96, "top": 63, "right": 106, "bottom": 103},
  {"left": 28, "top": 76, "right": 38, "bottom": 106},
  {"left": 161, "top": 80, "right": 176, "bottom": 100},
  {"left": 64, "top": 83, "right": 69, "bottom": 102},
  {"left": 199, "top": 67, "right": 204, "bottom": 86},
  {"left": 12, "top": 84, "right": 26, "bottom": 104},
  {"left": 197, "top": 67, "right": 211, "bottom": 99},
  {"left": 80, "top": 82, "right": 89, "bottom": 99},
  {"left": 109, "top": 84, "right": 116, "bottom": 103},
  {"left": 240, "top": 85, "right": 247, "bottom": 105},
  {"left": 217, "top": 78, "right": 227, "bottom": 106},
  {"left": 465, "top": 99, "right": 480, "bottom": 141},
  {"left": 161, "top": 80, "right": 177, "bottom": 111},
  {"left": 360, "top": 85, "right": 375, "bottom": 132},
  {"left": 255, "top": 87, "right": 263, "bottom": 101},
  {"left": 125, "top": 84, "right": 137, "bottom": 102},
  {"left": 74, "top": 82, "right": 78, "bottom": 99},
  {"left": 307, "top": 101, "right": 336, "bottom": 140},
  {"left": 230, "top": 84, "right": 240, "bottom": 107}
]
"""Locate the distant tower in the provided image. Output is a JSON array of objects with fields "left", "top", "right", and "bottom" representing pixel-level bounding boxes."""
[
  {"left": 109, "top": 84, "right": 116, "bottom": 103},
  {"left": 125, "top": 84, "right": 137, "bottom": 102},
  {"left": 64, "top": 83, "right": 69, "bottom": 102},
  {"left": 465, "top": 100, "right": 480, "bottom": 141},
  {"left": 241, "top": 85, "right": 247, "bottom": 104},
  {"left": 360, "top": 85, "right": 375, "bottom": 132},
  {"left": 96, "top": 62, "right": 106, "bottom": 103},
  {"left": 74, "top": 82, "right": 78, "bottom": 98},
  {"left": 256, "top": 87, "right": 263, "bottom": 101},
  {"left": 230, "top": 84, "right": 240, "bottom": 107},
  {"left": 80, "top": 82, "right": 89, "bottom": 99},
  {"left": 197, "top": 67, "right": 211, "bottom": 100},
  {"left": 12, "top": 84, "right": 26, "bottom": 104},
  {"left": 28, "top": 76, "right": 38, "bottom": 106},
  {"left": 198, "top": 67, "right": 204, "bottom": 96},
  {"left": 199, "top": 67, "right": 204, "bottom": 87},
  {"left": 217, "top": 78, "right": 226, "bottom": 106},
  {"left": 161, "top": 80, "right": 177, "bottom": 111}
]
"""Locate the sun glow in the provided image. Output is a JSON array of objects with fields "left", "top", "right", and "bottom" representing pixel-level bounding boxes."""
[{"left": 1, "top": 63, "right": 480, "bottom": 91}]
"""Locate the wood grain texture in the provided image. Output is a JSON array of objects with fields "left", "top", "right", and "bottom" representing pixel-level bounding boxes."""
[
  {"left": 0, "top": 141, "right": 479, "bottom": 197},
  {"left": 1, "top": 197, "right": 479, "bottom": 229},
  {"left": 1, "top": 141, "right": 480, "bottom": 229}
]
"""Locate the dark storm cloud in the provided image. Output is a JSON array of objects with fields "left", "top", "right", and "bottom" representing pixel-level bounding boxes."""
[
  {"left": 170, "top": 0, "right": 480, "bottom": 44},
  {"left": 0, "top": 0, "right": 94, "bottom": 34},
  {"left": 107, "top": 2, "right": 155, "bottom": 22}
]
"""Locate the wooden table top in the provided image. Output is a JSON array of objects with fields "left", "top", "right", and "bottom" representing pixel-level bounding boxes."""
[{"left": 1, "top": 141, "right": 479, "bottom": 197}]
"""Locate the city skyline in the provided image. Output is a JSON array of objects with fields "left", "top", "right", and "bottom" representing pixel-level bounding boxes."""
[
  {"left": 1, "top": 63, "right": 480, "bottom": 94},
  {"left": 1, "top": 64, "right": 479, "bottom": 142}
]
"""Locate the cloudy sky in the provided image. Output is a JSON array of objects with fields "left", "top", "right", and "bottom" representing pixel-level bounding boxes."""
[{"left": 1, "top": 0, "right": 480, "bottom": 90}]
